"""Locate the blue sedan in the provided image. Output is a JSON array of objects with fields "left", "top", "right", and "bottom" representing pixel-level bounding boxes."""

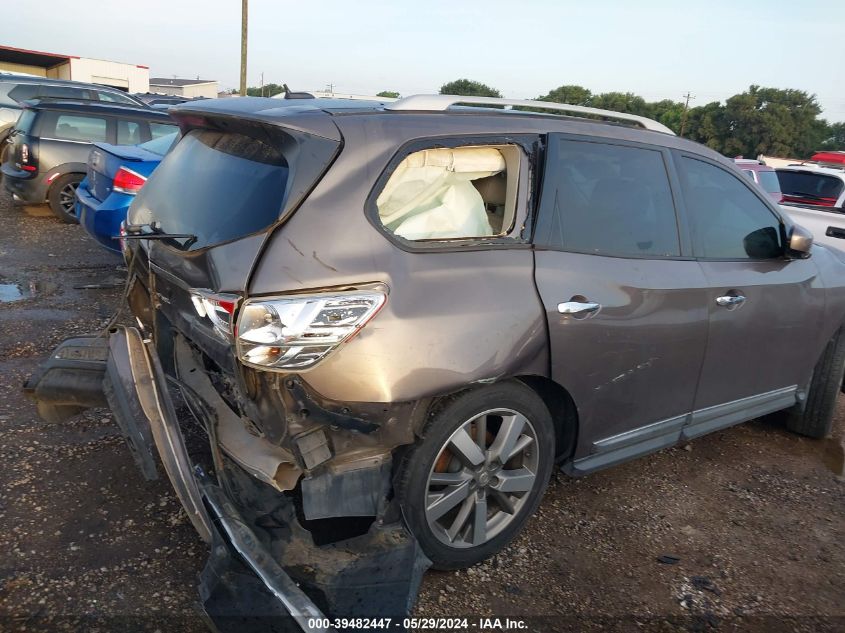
[{"left": 76, "top": 133, "right": 177, "bottom": 253}]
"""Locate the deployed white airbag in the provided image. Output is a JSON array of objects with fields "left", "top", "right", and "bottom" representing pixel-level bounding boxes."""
[{"left": 376, "top": 147, "right": 506, "bottom": 240}]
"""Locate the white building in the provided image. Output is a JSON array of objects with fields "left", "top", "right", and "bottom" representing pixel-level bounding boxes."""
[
  {"left": 0, "top": 45, "right": 149, "bottom": 93},
  {"left": 149, "top": 78, "right": 219, "bottom": 99}
]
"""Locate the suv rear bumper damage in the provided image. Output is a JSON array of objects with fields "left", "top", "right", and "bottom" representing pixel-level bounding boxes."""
[{"left": 24, "top": 328, "right": 430, "bottom": 631}]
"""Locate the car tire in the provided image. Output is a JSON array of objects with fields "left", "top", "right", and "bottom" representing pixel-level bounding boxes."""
[
  {"left": 48, "top": 173, "right": 83, "bottom": 224},
  {"left": 396, "top": 381, "right": 555, "bottom": 570},
  {"left": 785, "top": 326, "right": 845, "bottom": 439}
]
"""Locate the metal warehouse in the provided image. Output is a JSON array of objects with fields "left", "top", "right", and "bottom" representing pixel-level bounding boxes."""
[{"left": 0, "top": 44, "right": 149, "bottom": 93}]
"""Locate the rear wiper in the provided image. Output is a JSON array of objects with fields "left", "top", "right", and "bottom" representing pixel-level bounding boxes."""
[
  {"left": 120, "top": 221, "right": 197, "bottom": 248},
  {"left": 786, "top": 191, "right": 826, "bottom": 200}
]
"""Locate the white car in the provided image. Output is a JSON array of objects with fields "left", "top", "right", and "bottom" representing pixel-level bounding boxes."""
[
  {"left": 777, "top": 163, "right": 845, "bottom": 209},
  {"left": 780, "top": 204, "right": 845, "bottom": 252}
]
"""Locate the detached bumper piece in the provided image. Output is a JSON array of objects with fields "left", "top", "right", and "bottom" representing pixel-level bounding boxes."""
[{"left": 25, "top": 327, "right": 430, "bottom": 632}]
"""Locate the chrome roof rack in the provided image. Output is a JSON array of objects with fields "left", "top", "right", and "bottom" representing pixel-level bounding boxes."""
[{"left": 384, "top": 94, "right": 675, "bottom": 135}]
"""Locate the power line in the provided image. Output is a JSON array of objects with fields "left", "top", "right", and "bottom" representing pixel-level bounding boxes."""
[{"left": 679, "top": 92, "right": 696, "bottom": 137}]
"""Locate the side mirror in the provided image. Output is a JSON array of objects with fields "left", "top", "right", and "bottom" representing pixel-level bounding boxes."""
[{"left": 786, "top": 224, "right": 813, "bottom": 259}]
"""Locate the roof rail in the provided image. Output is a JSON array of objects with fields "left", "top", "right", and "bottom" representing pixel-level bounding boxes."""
[{"left": 384, "top": 94, "right": 675, "bottom": 135}]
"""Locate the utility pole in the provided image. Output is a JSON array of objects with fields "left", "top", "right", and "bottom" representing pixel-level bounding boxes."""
[
  {"left": 260, "top": 72, "right": 264, "bottom": 97},
  {"left": 679, "top": 91, "right": 695, "bottom": 137},
  {"left": 239, "top": 0, "right": 248, "bottom": 96}
]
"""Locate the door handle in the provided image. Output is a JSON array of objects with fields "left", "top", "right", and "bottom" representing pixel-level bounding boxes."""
[
  {"left": 716, "top": 295, "right": 746, "bottom": 307},
  {"left": 825, "top": 226, "right": 845, "bottom": 240},
  {"left": 558, "top": 301, "right": 601, "bottom": 316}
]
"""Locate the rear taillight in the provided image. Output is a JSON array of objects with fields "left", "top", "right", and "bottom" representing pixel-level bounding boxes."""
[
  {"left": 20, "top": 143, "right": 36, "bottom": 171},
  {"left": 235, "top": 290, "right": 387, "bottom": 370},
  {"left": 113, "top": 167, "right": 147, "bottom": 194},
  {"left": 782, "top": 194, "right": 838, "bottom": 207},
  {"left": 190, "top": 290, "right": 240, "bottom": 340},
  {"left": 118, "top": 221, "right": 128, "bottom": 254}
]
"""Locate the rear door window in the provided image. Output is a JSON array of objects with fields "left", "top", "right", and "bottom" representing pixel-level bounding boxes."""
[
  {"left": 536, "top": 137, "right": 680, "bottom": 257},
  {"left": 678, "top": 156, "right": 782, "bottom": 259},
  {"left": 51, "top": 113, "right": 108, "bottom": 142},
  {"left": 129, "top": 129, "right": 289, "bottom": 250},
  {"left": 117, "top": 119, "right": 141, "bottom": 145}
]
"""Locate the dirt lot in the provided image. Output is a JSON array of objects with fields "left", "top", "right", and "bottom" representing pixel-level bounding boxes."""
[{"left": 0, "top": 188, "right": 843, "bottom": 633}]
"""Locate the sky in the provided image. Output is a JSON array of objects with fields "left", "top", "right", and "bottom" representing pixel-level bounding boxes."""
[{"left": 7, "top": 0, "right": 845, "bottom": 121}]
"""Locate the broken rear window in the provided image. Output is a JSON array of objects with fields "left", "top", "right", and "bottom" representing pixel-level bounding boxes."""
[{"left": 376, "top": 145, "right": 522, "bottom": 241}]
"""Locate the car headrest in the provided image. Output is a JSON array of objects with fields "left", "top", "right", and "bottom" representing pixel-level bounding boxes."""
[{"left": 473, "top": 173, "right": 507, "bottom": 206}]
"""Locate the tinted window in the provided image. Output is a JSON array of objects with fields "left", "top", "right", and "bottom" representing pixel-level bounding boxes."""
[
  {"left": 8, "top": 84, "right": 38, "bottom": 103},
  {"left": 150, "top": 122, "right": 178, "bottom": 139},
  {"left": 679, "top": 157, "right": 782, "bottom": 259},
  {"left": 40, "top": 85, "right": 91, "bottom": 100},
  {"left": 757, "top": 170, "right": 781, "bottom": 194},
  {"left": 129, "top": 129, "right": 288, "bottom": 250},
  {"left": 742, "top": 169, "right": 755, "bottom": 181},
  {"left": 52, "top": 114, "right": 108, "bottom": 142},
  {"left": 117, "top": 120, "right": 141, "bottom": 145},
  {"left": 540, "top": 139, "right": 680, "bottom": 257},
  {"left": 96, "top": 90, "right": 137, "bottom": 105},
  {"left": 777, "top": 170, "right": 843, "bottom": 205}
]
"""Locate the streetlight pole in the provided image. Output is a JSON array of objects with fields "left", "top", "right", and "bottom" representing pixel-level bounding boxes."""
[{"left": 240, "top": 0, "right": 248, "bottom": 96}]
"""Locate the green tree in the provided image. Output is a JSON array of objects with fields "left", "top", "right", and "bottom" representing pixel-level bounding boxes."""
[
  {"left": 720, "top": 86, "right": 824, "bottom": 158},
  {"left": 439, "top": 79, "right": 502, "bottom": 98},
  {"left": 589, "top": 91, "right": 651, "bottom": 117},
  {"left": 684, "top": 101, "right": 728, "bottom": 152},
  {"left": 537, "top": 85, "right": 592, "bottom": 106},
  {"left": 246, "top": 83, "right": 284, "bottom": 97},
  {"left": 377, "top": 90, "right": 400, "bottom": 98},
  {"left": 648, "top": 99, "right": 686, "bottom": 134},
  {"left": 818, "top": 122, "right": 845, "bottom": 151}
]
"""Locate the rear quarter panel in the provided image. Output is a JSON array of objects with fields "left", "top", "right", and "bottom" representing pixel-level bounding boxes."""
[{"left": 248, "top": 116, "right": 548, "bottom": 404}]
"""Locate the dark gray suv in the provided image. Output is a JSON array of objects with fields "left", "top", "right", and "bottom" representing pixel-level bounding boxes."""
[
  {"left": 2, "top": 99, "right": 176, "bottom": 221},
  {"left": 26, "top": 94, "right": 845, "bottom": 627},
  {"left": 0, "top": 74, "right": 146, "bottom": 146}
]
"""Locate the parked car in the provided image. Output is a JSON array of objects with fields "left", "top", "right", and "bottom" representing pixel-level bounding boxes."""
[
  {"left": 734, "top": 158, "right": 783, "bottom": 202},
  {"left": 25, "top": 94, "right": 845, "bottom": 624},
  {"left": 76, "top": 132, "right": 178, "bottom": 253},
  {"left": 1, "top": 99, "right": 177, "bottom": 222},
  {"left": 780, "top": 203, "right": 845, "bottom": 252},
  {"left": 776, "top": 163, "right": 845, "bottom": 209},
  {"left": 0, "top": 74, "right": 146, "bottom": 151}
]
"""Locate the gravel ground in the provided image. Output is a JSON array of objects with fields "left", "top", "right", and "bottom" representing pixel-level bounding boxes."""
[{"left": 0, "top": 188, "right": 843, "bottom": 633}]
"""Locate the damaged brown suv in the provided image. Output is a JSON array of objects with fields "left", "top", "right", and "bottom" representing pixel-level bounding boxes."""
[{"left": 26, "top": 94, "right": 845, "bottom": 628}]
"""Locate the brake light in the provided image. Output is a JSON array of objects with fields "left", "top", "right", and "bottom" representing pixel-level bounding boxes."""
[
  {"left": 19, "top": 142, "right": 36, "bottom": 171},
  {"left": 782, "top": 194, "right": 838, "bottom": 207},
  {"left": 190, "top": 290, "right": 240, "bottom": 340},
  {"left": 118, "top": 221, "right": 128, "bottom": 254},
  {"left": 236, "top": 290, "right": 387, "bottom": 370},
  {"left": 113, "top": 167, "right": 147, "bottom": 194}
]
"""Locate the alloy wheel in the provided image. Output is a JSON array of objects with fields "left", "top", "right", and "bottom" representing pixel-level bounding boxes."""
[
  {"left": 59, "top": 182, "right": 79, "bottom": 215},
  {"left": 424, "top": 408, "right": 539, "bottom": 548}
]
